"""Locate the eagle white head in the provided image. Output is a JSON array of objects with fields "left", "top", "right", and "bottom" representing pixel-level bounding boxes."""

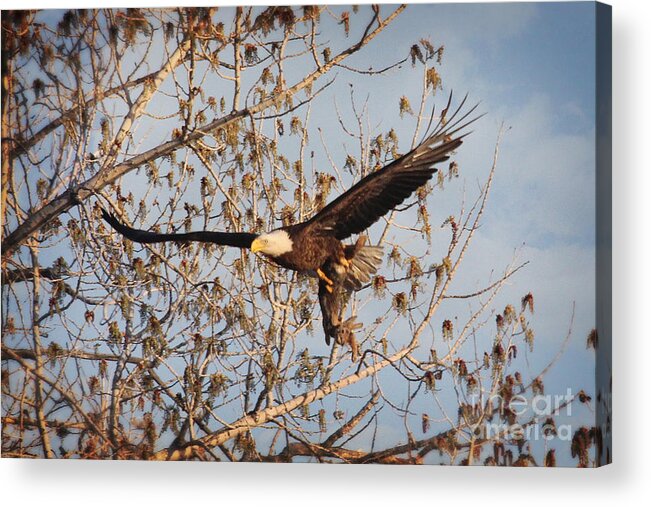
[{"left": 250, "top": 229, "right": 293, "bottom": 257}]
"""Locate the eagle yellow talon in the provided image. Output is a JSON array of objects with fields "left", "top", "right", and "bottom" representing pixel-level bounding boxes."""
[
  {"left": 317, "top": 268, "right": 334, "bottom": 287},
  {"left": 339, "top": 257, "right": 351, "bottom": 269}
]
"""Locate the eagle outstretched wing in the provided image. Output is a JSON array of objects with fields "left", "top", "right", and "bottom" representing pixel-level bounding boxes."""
[
  {"left": 303, "top": 95, "right": 480, "bottom": 240},
  {"left": 101, "top": 209, "right": 257, "bottom": 249}
]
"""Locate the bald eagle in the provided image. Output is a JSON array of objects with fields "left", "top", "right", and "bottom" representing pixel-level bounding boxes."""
[{"left": 101, "top": 96, "right": 478, "bottom": 358}]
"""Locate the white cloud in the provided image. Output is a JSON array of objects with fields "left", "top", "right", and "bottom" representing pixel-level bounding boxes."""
[{"left": 486, "top": 94, "right": 596, "bottom": 247}]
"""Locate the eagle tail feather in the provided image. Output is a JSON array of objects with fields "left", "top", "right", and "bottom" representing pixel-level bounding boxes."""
[{"left": 344, "top": 245, "right": 384, "bottom": 291}]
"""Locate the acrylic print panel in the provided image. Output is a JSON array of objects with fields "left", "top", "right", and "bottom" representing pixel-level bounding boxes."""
[{"left": 1, "top": 2, "right": 611, "bottom": 466}]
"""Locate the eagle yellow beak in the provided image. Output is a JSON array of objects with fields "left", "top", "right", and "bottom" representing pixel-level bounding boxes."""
[{"left": 250, "top": 238, "right": 263, "bottom": 253}]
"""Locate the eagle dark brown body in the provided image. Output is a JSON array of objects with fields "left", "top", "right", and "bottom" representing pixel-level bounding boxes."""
[{"left": 273, "top": 228, "right": 345, "bottom": 273}]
